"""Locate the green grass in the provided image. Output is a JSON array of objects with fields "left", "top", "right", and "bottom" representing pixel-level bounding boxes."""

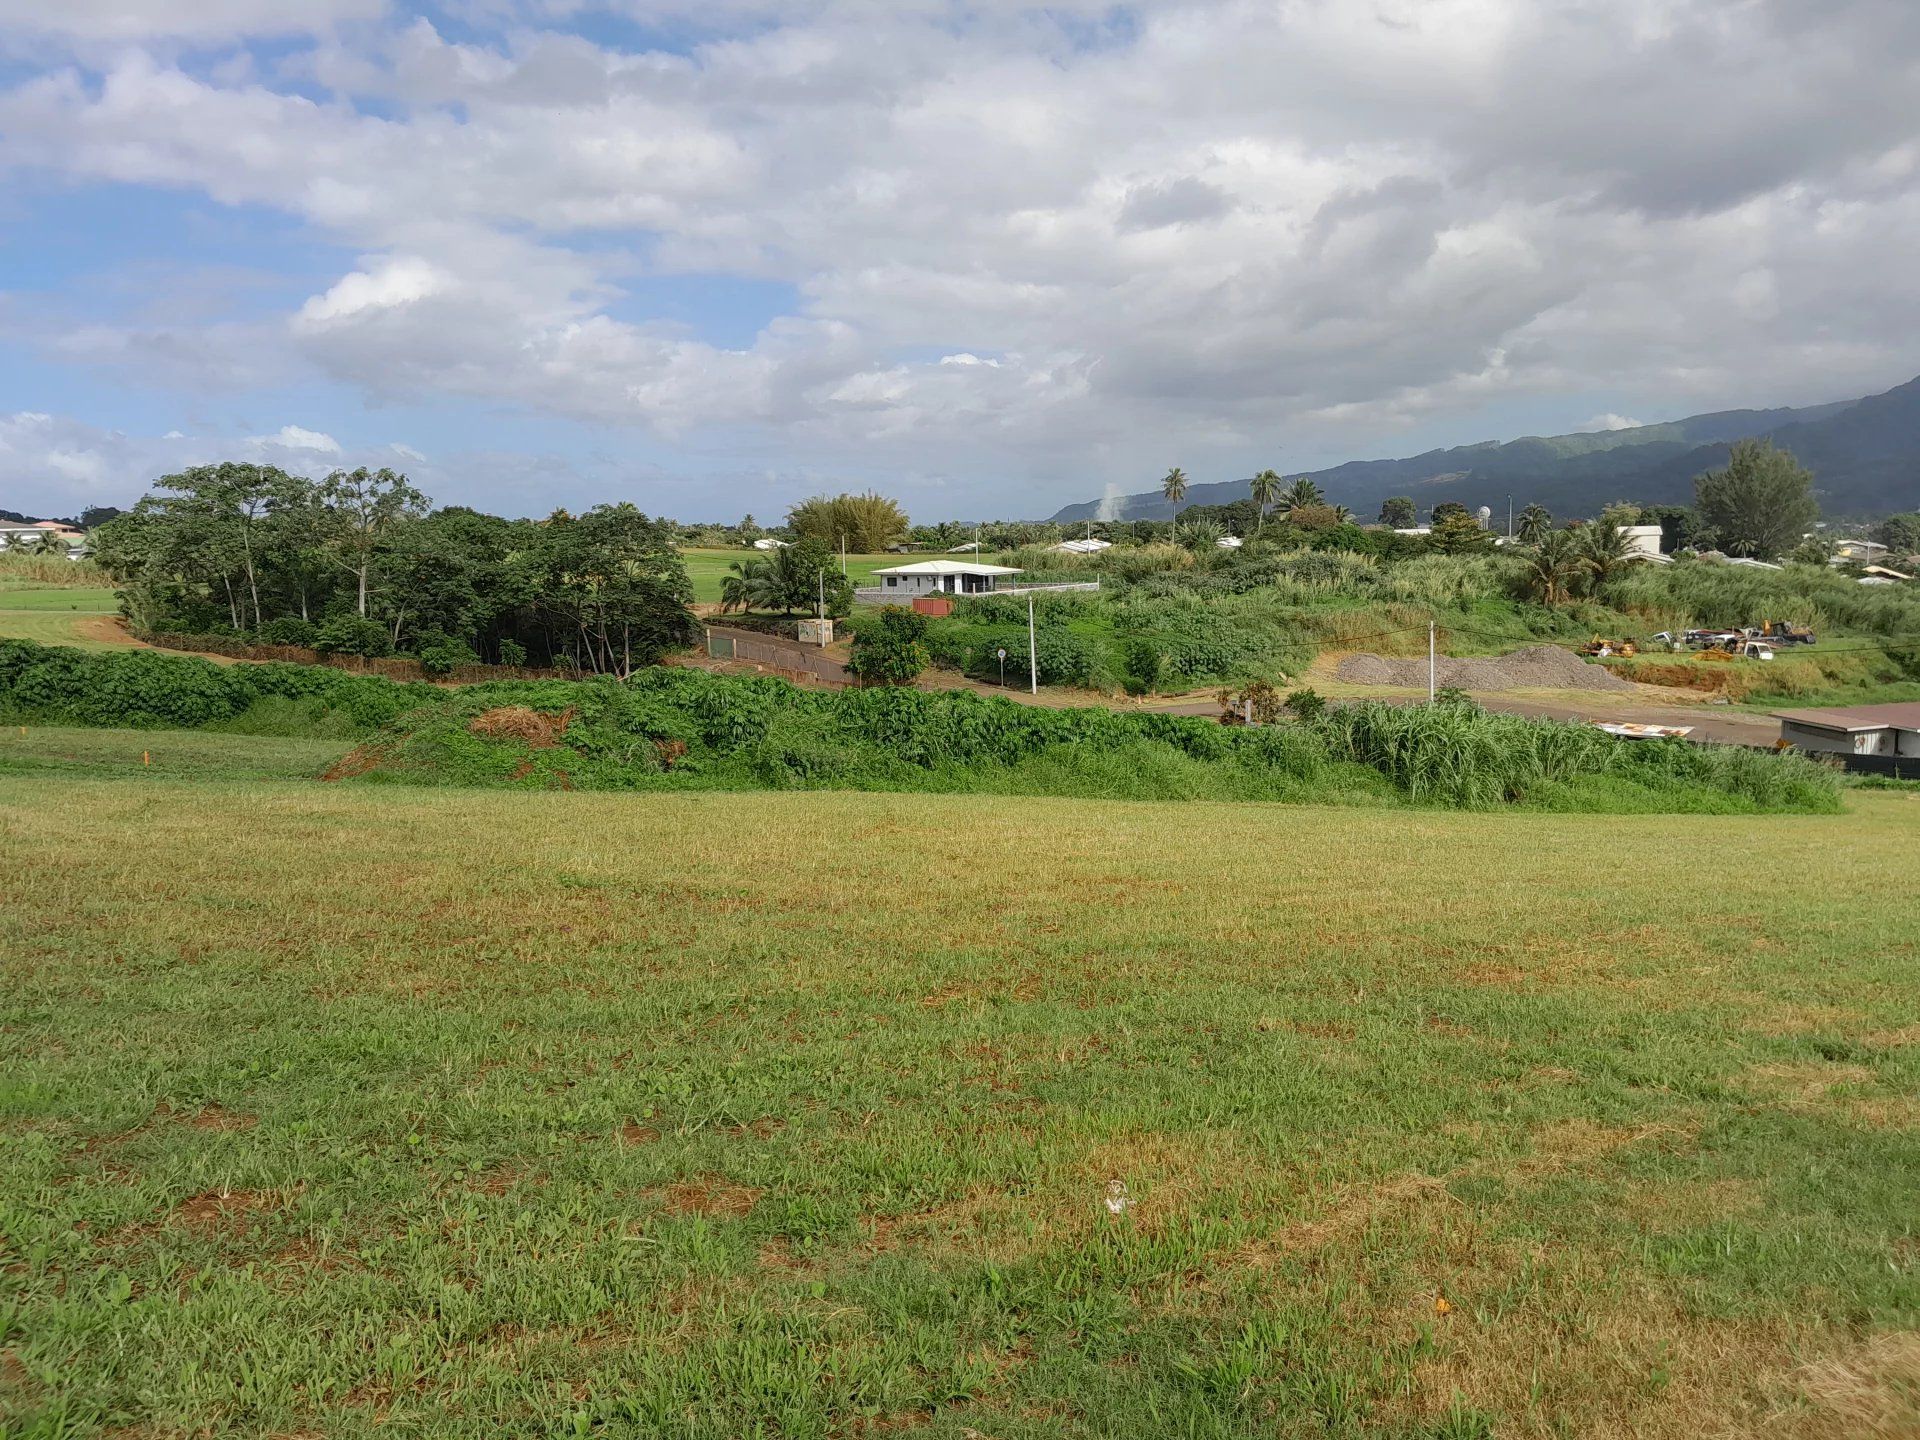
[
  {"left": 3, "top": 765, "right": 1917, "bottom": 1438},
  {"left": 0, "top": 585, "right": 121, "bottom": 650},
  {"left": 680, "top": 547, "right": 897, "bottom": 603},
  {"left": 0, "top": 723, "right": 351, "bottom": 782}
]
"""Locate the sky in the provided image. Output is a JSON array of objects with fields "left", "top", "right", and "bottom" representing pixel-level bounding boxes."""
[{"left": 1, "top": 0, "right": 1918, "bottom": 523}]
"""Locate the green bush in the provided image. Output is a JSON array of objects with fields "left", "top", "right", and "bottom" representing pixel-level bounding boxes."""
[
  {"left": 417, "top": 638, "right": 481, "bottom": 676},
  {"left": 846, "top": 607, "right": 931, "bottom": 685},
  {"left": 0, "top": 639, "right": 1841, "bottom": 814},
  {"left": 257, "top": 616, "right": 320, "bottom": 646},
  {"left": 0, "top": 640, "right": 432, "bottom": 733},
  {"left": 314, "top": 614, "right": 394, "bottom": 658}
]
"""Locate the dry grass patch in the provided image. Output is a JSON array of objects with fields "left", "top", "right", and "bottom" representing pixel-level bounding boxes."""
[{"left": 1757, "top": 1332, "right": 1920, "bottom": 1439}]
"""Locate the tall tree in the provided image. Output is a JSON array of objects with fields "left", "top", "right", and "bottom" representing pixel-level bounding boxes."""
[
  {"left": 319, "top": 467, "right": 427, "bottom": 616},
  {"left": 786, "top": 492, "right": 910, "bottom": 553},
  {"left": 1379, "top": 496, "right": 1417, "bottom": 528},
  {"left": 1160, "top": 467, "right": 1189, "bottom": 513},
  {"left": 1279, "top": 477, "right": 1324, "bottom": 516},
  {"left": 537, "top": 505, "right": 695, "bottom": 676},
  {"left": 1577, "top": 517, "right": 1639, "bottom": 592},
  {"left": 1249, "top": 469, "right": 1282, "bottom": 533},
  {"left": 1694, "top": 440, "right": 1819, "bottom": 559},
  {"left": 1516, "top": 503, "right": 1552, "bottom": 544},
  {"left": 1875, "top": 512, "right": 1920, "bottom": 556},
  {"left": 1518, "top": 529, "right": 1587, "bottom": 605}
]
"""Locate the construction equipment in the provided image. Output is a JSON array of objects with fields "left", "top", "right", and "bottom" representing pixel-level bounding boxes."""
[{"left": 1579, "top": 635, "right": 1638, "bottom": 658}]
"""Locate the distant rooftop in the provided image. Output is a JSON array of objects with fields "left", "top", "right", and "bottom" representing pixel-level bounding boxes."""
[
  {"left": 1772, "top": 702, "right": 1920, "bottom": 732},
  {"left": 872, "top": 559, "right": 1022, "bottom": 576}
]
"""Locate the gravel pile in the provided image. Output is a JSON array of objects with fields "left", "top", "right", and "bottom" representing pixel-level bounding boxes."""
[{"left": 1335, "top": 644, "right": 1633, "bottom": 693}]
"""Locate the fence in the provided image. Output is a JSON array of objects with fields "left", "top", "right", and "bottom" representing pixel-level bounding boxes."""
[
  {"left": 1829, "top": 751, "right": 1920, "bottom": 781},
  {"left": 705, "top": 626, "right": 851, "bottom": 686},
  {"left": 142, "top": 632, "right": 573, "bottom": 683}
]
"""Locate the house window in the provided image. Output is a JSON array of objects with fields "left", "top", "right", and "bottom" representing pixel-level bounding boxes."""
[{"left": 886, "top": 576, "right": 897, "bottom": 587}]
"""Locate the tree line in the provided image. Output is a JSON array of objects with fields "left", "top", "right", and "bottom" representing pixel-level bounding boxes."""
[{"left": 92, "top": 465, "right": 694, "bottom": 675}]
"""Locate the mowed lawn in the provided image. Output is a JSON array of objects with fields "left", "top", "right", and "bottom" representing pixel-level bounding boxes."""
[
  {"left": 680, "top": 547, "right": 898, "bottom": 603},
  {"left": 0, "top": 584, "right": 123, "bottom": 650},
  {"left": 2, "top": 770, "right": 1917, "bottom": 1438}
]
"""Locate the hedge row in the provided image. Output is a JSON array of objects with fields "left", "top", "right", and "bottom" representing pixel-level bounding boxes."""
[{"left": 0, "top": 640, "right": 436, "bottom": 732}]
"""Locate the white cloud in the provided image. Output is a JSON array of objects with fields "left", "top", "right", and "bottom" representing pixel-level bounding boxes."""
[
  {"left": 0, "top": 0, "right": 385, "bottom": 43},
  {"left": 297, "top": 258, "right": 445, "bottom": 323},
  {"left": 1579, "top": 413, "right": 1645, "bottom": 432},
  {"left": 257, "top": 425, "right": 342, "bottom": 452},
  {"left": 0, "top": 1, "right": 1917, "bottom": 511}
]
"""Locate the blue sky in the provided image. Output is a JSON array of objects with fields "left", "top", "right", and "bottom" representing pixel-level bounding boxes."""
[{"left": 1, "top": 0, "right": 1917, "bottom": 522}]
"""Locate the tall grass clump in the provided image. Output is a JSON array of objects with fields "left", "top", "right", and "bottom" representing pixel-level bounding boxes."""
[
  {"left": 1314, "top": 700, "right": 1840, "bottom": 812},
  {"left": 0, "top": 551, "right": 107, "bottom": 587}
]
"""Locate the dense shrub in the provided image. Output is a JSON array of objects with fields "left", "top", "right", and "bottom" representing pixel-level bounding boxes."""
[
  {"left": 0, "top": 640, "right": 1841, "bottom": 813},
  {"left": 846, "top": 607, "right": 931, "bottom": 685},
  {"left": 256, "top": 616, "right": 320, "bottom": 646},
  {"left": 416, "top": 636, "right": 481, "bottom": 676},
  {"left": 0, "top": 640, "right": 432, "bottom": 732},
  {"left": 314, "top": 614, "right": 394, "bottom": 658}
]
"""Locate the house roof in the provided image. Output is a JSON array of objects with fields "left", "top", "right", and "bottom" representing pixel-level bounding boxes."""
[
  {"left": 873, "top": 559, "right": 1022, "bottom": 577},
  {"left": 1773, "top": 702, "right": 1920, "bottom": 733}
]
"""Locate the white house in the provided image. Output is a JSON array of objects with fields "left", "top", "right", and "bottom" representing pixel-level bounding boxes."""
[
  {"left": 1617, "top": 524, "right": 1664, "bottom": 559},
  {"left": 868, "top": 559, "right": 1021, "bottom": 597},
  {"left": 750, "top": 537, "right": 790, "bottom": 551},
  {"left": 1216, "top": 534, "right": 1243, "bottom": 549},
  {"left": 1050, "top": 537, "right": 1112, "bottom": 555}
]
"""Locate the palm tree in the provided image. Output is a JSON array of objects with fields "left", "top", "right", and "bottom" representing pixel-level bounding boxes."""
[
  {"left": 1174, "top": 517, "right": 1225, "bottom": 552},
  {"left": 719, "top": 557, "right": 773, "bottom": 614},
  {"left": 1330, "top": 504, "right": 1352, "bottom": 523},
  {"left": 1249, "top": 469, "right": 1281, "bottom": 533},
  {"left": 1161, "top": 467, "right": 1189, "bottom": 515},
  {"left": 31, "top": 530, "right": 70, "bottom": 557},
  {"left": 1278, "top": 477, "right": 1324, "bottom": 517},
  {"left": 1519, "top": 529, "right": 1588, "bottom": 606},
  {"left": 1577, "top": 519, "right": 1639, "bottom": 593},
  {"left": 1516, "top": 503, "right": 1551, "bottom": 545}
]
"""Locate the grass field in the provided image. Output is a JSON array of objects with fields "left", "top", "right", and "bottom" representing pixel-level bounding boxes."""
[
  {"left": 0, "top": 584, "right": 122, "bottom": 650},
  {"left": 680, "top": 547, "right": 897, "bottom": 603},
  {"left": 2, "top": 758, "right": 1917, "bottom": 1438}
]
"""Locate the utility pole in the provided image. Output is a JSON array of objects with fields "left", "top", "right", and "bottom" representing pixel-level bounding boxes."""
[
  {"left": 1507, "top": 494, "right": 1514, "bottom": 540},
  {"left": 817, "top": 569, "right": 825, "bottom": 623},
  {"left": 1428, "top": 619, "right": 1437, "bottom": 703},
  {"left": 1028, "top": 594, "right": 1038, "bottom": 696}
]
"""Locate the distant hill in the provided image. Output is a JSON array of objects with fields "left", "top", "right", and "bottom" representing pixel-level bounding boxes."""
[{"left": 1049, "top": 374, "right": 1920, "bottom": 523}]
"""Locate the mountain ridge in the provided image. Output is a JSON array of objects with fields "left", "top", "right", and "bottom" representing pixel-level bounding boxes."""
[{"left": 1048, "top": 376, "right": 1918, "bottom": 523}]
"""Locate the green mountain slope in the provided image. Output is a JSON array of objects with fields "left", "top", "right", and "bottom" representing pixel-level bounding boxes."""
[{"left": 1050, "top": 378, "right": 1914, "bottom": 522}]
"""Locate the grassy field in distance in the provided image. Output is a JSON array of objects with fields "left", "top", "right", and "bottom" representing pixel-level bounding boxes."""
[
  {"left": 0, "top": 584, "right": 122, "bottom": 650},
  {"left": 680, "top": 546, "right": 899, "bottom": 603},
  {"left": 3, "top": 762, "right": 1917, "bottom": 1438}
]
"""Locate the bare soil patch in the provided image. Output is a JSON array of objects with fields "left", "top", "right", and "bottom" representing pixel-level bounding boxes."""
[
  {"left": 1337, "top": 644, "right": 1634, "bottom": 692},
  {"left": 658, "top": 1176, "right": 762, "bottom": 1218}
]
